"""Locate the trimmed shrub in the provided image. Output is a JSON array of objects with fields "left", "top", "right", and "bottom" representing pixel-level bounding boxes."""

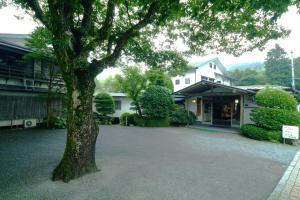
[
  {"left": 251, "top": 108, "right": 300, "bottom": 130},
  {"left": 170, "top": 106, "right": 197, "bottom": 126},
  {"left": 188, "top": 111, "right": 197, "bottom": 125},
  {"left": 255, "top": 88, "right": 297, "bottom": 111},
  {"left": 94, "top": 112, "right": 112, "bottom": 125},
  {"left": 133, "top": 114, "right": 146, "bottom": 127},
  {"left": 94, "top": 92, "right": 115, "bottom": 124},
  {"left": 241, "top": 124, "right": 269, "bottom": 141},
  {"left": 241, "top": 124, "right": 282, "bottom": 142},
  {"left": 140, "top": 85, "right": 174, "bottom": 119},
  {"left": 146, "top": 117, "right": 170, "bottom": 127},
  {"left": 120, "top": 112, "right": 134, "bottom": 126},
  {"left": 268, "top": 130, "right": 282, "bottom": 142},
  {"left": 49, "top": 116, "right": 67, "bottom": 129},
  {"left": 171, "top": 106, "right": 188, "bottom": 125}
]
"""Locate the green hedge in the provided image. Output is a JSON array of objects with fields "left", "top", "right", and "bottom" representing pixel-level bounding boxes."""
[
  {"left": 241, "top": 124, "right": 269, "bottom": 141},
  {"left": 120, "top": 112, "right": 135, "bottom": 126},
  {"left": 241, "top": 124, "right": 282, "bottom": 142},
  {"left": 255, "top": 88, "right": 297, "bottom": 111},
  {"left": 146, "top": 117, "right": 170, "bottom": 127},
  {"left": 187, "top": 111, "right": 197, "bottom": 125},
  {"left": 133, "top": 114, "right": 146, "bottom": 127},
  {"left": 251, "top": 108, "right": 300, "bottom": 130}
]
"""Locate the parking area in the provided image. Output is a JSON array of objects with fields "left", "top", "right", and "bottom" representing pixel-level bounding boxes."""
[{"left": 0, "top": 125, "right": 298, "bottom": 200}]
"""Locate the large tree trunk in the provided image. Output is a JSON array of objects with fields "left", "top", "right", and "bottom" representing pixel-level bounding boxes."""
[{"left": 52, "top": 69, "right": 99, "bottom": 182}]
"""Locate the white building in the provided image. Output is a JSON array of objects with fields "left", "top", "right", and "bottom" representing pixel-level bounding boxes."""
[
  {"left": 93, "top": 92, "right": 134, "bottom": 118},
  {"left": 172, "top": 58, "right": 234, "bottom": 92}
]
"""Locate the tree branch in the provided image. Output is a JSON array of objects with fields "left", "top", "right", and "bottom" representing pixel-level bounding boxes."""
[
  {"left": 81, "top": 0, "right": 94, "bottom": 32},
  {"left": 97, "top": 0, "right": 116, "bottom": 42},
  {"left": 24, "top": 0, "right": 50, "bottom": 28},
  {"left": 93, "top": 1, "right": 160, "bottom": 70}
]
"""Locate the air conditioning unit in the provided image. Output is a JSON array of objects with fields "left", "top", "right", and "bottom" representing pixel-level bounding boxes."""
[
  {"left": 24, "top": 79, "right": 34, "bottom": 89},
  {"left": 24, "top": 119, "right": 37, "bottom": 128}
]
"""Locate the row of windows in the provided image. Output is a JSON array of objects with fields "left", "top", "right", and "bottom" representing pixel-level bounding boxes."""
[
  {"left": 175, "top": 78, "right": 190, "bottom": 85},
  {"left": 209, "top": 63, "right": 217, "bottom": 70},
  {"left": 175, "top": 76, "right": 223, "bottom": 85}
]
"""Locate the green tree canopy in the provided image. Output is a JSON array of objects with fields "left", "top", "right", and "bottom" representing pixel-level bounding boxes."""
[
  {"left": 264, "top": 44, "right": 291, "bottom": 86},
  {"left": 95, "top": 76, "right": 122, "bottom": 93},
  {"left": 145, "top": 69, "right": 174, "bottom": 91},
  {"left": 229, "top": 69, "right": 266, "bottom": 86},
  {"left": 140, "top": 85, "right": 174, "bottom": 119},
  {"left": 117, "top": 66, "right": 147, "bottom": 116}
]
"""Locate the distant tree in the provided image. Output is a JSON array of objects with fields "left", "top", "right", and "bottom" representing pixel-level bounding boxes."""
[
  {"left": 229, "top": 69, "right": 266, "bottom": 86},
  {"left": 264, "top": 44, "right": 291, "bottom": 86},
  {"left": 145, "top": 69, "right": 174, "bottom": 91},
  {"left": 95, "top": 76, "right": 122, "bottom": 93},
  {"left": 117, "top": 66, "right": 147, "bottom": 116},
  {"left": 293, "top": 57, "right": 300, "bottom": 90},
  {"left": 94, "top": 92, "right": 115, "bottom": 124}
]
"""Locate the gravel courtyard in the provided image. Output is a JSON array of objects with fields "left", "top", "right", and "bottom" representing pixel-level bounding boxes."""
[{"left": 0, "top": 125, "right": 298, "bottom": 200}]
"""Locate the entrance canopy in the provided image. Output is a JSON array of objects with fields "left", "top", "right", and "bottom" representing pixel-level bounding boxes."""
[{"left": 174, "top": 80, "right": 255, "bottom": 96}]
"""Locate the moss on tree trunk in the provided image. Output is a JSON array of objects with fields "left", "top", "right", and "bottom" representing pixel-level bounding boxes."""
[{"left": 52, "top": 70, "right": 99, "bottom": 182}]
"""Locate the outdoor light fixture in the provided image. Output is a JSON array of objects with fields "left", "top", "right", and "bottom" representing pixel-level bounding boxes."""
[
  {"left": 235, "top": 99, "right": 239, "bottom": 104},
  {"left": 192, "top": 99, "right": 196, "bottom": 103}
]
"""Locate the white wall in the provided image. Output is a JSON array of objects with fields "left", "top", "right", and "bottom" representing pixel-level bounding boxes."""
[
  {"left": 172, "top": 70, "right": 196, "bottom": 92},
  {"left": 111, "top": 96, "right": 134, "bottom": 118},
  {"left": 172, "top": 60, "right": 229, "bottom": 92},
  {"left": 92, "top": 96, "right": 134, "bottom": 118}
]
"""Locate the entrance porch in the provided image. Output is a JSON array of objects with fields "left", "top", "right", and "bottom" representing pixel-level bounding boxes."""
[{"left": 174, "top": 80, "right": 255, "bottom": 128}]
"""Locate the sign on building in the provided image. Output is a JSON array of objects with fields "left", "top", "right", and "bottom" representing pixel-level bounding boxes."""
[{"left": 282, "top": 125, "right": 299, "bottom": 140}]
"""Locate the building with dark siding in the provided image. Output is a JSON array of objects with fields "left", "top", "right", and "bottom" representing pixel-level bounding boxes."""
[{"left": 0, "top": 33, "right": 63, "bottom": 128}]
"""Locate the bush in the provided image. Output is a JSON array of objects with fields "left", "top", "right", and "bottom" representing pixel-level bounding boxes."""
[
  {"left": 187, "top": 111, "right": 197, "bottom": 125},
  {"left": 120, "top": 112, "right": 134, "bottom": 126},
  {"left": 241, "top": 124, "right": 282, "bottom": 142},
  {"left": 140, "top": 85, "right": 174, "bottom": 119},
  {"left": 241, "top": 124, "right": 269, "bottom": 141},
  {"left": 170, "top": 106, "right": 188, "bottom": 125},
  {"left": 255, "top": 88, "right": 297, "bottom": 111},
  {"left": 49, "top": 116, "right": 67, "bottom": 129},
  {"left": 170, "top": 106, "right": 197, "bottom": 126},
  {"left": 146, "top": 117, "right": 170, "bottom": 127},
  {"left": 94, "top": 112, "right": 112, "bottom": 125},
  {"left": 251, "top": 108, "right": 300, "bottom": 130},
  {"left": 268, "top": 130, "right": 282, "bottom": 142},
  {"left": 94, "top": 92, "right": 115, "bottom": 124},
  {"left": 133, "top": 114, "right": 146, "bottom": 127}
]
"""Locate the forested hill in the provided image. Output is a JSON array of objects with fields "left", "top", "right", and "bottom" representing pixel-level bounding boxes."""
[{"left": 227, "top": 62, "right": 263, "bottom": 71}]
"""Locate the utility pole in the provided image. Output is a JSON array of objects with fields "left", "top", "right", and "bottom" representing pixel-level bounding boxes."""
[{"left": 291, "top": 50, "right": 295, "bottom": 92}]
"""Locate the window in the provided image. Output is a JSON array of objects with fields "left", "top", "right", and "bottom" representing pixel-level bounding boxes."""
[
  {"left": 201, "top": 76, "right": 208, "bottom": 81},
  {"left": 209, "top": 78, "right": 215, "bottom": 82},
  {"left": 115, "top": 100, "right": 121, "bottom": 110},
  {"left": 214, "top": 64, "right": 217, "bottom": 70},
  {"left": 185, "top": 78, "right": 190, "bottom": 84},
  {"left": 209, "top": 63, "right": 212, "bottom": 68},
  {"left": 175, "top": 79, "right": 180, "bottom": 85}
]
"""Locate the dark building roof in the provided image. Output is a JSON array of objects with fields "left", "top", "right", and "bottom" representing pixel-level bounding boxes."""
[
  {"left": 0, "top": 33, "right": 31, "bottom": 52},
  {"left": 174, "top": 80, "right": 255, "bottom": 95}
]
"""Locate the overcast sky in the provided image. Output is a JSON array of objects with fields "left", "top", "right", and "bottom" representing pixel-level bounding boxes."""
[{"left": 1, "top": 5, "right": 300, "bottom": 79}]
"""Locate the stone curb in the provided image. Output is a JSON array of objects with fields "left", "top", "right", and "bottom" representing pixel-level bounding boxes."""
[{"left": 267, "top": 150, "right": 300, "bottom": 200}]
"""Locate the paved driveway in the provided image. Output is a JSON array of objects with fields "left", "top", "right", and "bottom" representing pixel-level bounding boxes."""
[{"left": 0, "top": 126, "right": 298, "bottom": 200}]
